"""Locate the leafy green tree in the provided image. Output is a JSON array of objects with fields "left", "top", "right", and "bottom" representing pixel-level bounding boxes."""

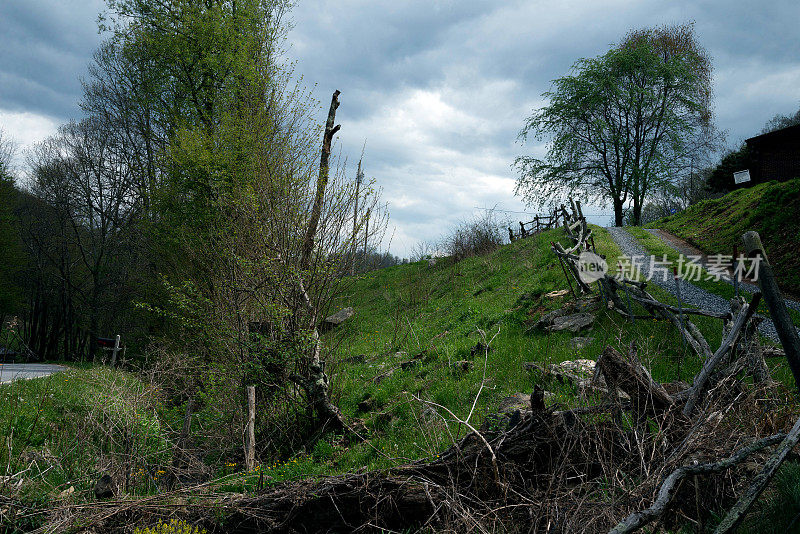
[
  {"left": 761, "top": 105, "right": 800, "bottom": 134},
  {"left": 95, "top": 0, "right": 385, "bottom": 449},
  {"left": 516, "top": 23, "right": 716, "bottom": 226},
  {"left": 0, "top": 172, "right": 24, "bottom": 321}
]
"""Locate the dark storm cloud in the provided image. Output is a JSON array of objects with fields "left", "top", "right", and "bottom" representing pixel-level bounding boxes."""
[
  {"left": 0, "top": 1, "right": 105, "bottom": 120},
  {"left": 2, "top": 0, "right": 799, "bottom": 254}
]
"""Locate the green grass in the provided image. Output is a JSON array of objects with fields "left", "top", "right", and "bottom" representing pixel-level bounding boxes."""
[
  {"left": 0, "top": 367, "right": 172, "bottom": 530},
  {"left": 652, "top": 178, "right": 800, "bottom": 295}
]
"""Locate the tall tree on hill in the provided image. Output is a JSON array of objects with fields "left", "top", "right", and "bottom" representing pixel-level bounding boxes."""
[{"left": 515, "top": 23, "right": 716, "bottom": 226}]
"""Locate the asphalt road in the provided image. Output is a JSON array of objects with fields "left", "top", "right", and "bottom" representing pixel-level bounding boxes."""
[{"left": 0, "top": 363, "right": 67, "bottom": 384}]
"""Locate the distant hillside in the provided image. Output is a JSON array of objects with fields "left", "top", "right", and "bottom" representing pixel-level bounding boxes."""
[{"left": 653, "top": 179, "right": 800, "bottom": 295}]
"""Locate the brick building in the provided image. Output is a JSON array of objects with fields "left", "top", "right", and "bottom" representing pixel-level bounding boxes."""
[{"left": 744, "top": 123, "right": 800, "bottom": 184}]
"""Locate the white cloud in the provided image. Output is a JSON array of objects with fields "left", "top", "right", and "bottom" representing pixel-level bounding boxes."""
[{"left": 0, "top": 109, "right": 59, "bottom": 164}]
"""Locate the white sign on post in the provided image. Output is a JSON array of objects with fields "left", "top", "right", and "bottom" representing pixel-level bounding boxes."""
[{"left": 733, "top": 169, "right": 751, "bottom": 184}]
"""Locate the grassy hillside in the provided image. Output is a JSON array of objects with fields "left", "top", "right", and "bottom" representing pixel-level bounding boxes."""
[
  {"left": 319, "top": 226, "right": 737, "bottom": 472},
  {"left": 4, "top": 226, "right": 798, "bottom": 532},
  {"left": 652, "top": 179, "right": 800, "bottom": 294}
]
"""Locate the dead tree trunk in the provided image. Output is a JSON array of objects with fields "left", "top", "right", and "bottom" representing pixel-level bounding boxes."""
[
  {"left": 742, "top": 231, "right": 800, "bottom": 393},
  {"left": 291, "top": 89, "right": 347, "bottom": 433},
  {"left": 244, "top": 385, "right": 256, "bottom": 472},
  {"left": 289, "top": 275, "right": 347, "bottom": 433},
  {"left": 300, "top": 90, "right": 341, "bottom": 271}
]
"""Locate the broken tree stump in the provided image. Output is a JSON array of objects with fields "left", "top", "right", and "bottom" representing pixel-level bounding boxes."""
[{"left": 596, "top": 346, "right": 673, "bottom": 417}]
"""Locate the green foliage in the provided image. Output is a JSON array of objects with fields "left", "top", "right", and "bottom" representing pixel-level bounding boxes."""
[
  {"left": 0, "top": 175, "right": 25, "bottom": 316},
  {"left": 0, "top": 368, "right": 170, "bottom": 502},
  {"left": 705, "top": 144, "right": 753, "bottom": 193}
]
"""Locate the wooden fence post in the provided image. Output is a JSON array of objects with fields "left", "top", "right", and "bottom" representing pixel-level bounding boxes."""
[
  {"left": 742, "top": 231, "right": 800, "bottom": 394},
  {"left": 111, "top": 335, "right": 121, "bottom": 367},
  {"left": 245, "top": 385, "right": 256, "bottom": 471}
]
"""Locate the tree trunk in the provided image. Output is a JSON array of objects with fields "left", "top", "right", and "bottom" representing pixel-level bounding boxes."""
[
  {"left": 300, "top": 90, "right": 341, "bottom": 271},
  {"left": 613, "top": 197, "right": 624, "bottom": 226},
  {"left": 632, "top": 197, "right": 642, "bottom": 227}
]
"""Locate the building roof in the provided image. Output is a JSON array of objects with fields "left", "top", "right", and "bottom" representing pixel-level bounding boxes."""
[{"left": 746, "top": 123, "right": 800, "bottom": 147}]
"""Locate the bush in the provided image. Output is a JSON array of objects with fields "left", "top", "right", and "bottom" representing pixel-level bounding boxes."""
[{"left": 441, "top": 212, "right": 506, "bottom": 261}]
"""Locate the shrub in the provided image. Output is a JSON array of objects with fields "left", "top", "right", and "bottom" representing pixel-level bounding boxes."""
[{"left": 441, "top": 212, "right": 506, "bottom": 261}]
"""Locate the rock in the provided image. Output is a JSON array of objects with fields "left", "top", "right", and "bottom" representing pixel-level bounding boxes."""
[
  {"left": 547, "top": 312, "right": 595, "bottom": 332},
  {"left": 452, "top": 360, "right": 472, "bottom": 372},
  {"left": 573, "top": 298, "right": 601, "bottom": 313},
  {"left": 357, "top": 394, "right": 375, "bottom": 412},
  {"left": 533, "top": 308, "right": 569, "bottom": 329},
  {"left": 343, "top": 354, "right": 366, "bottom": 364},
  {"left": 544, "top": 289, "right": 569, "bottom": 299},
  {"left": 323, "top": 307, "right": 354, "bottom": 328},
  {"left": 556, "top": 359, "right": 597, "bottom": 380},
  {"left": 524, "top": 358, "right": 605, "bottom": 391},
  {"left": 94, "top": 474, "right": 116, "bottom": 499},
  {"left": 570, "top": 337, "right": 595, "bottom": 350},
  {"left": 498, "top": 392, "right": 531, "bottom": 414},
  {"left": 532, "top": 298, "right": 600, "bottom": 331}
]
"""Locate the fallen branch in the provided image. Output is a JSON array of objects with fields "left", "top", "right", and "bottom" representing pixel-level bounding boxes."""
[
  {"left": 608, "top": 433, "right": 787, "bottom": 534},
  {"left": 596, "top": 346, "right": 673, "bottom": 417},
  {"left": 682, "top": 292, "right": 761, "bottom": 416},
  {"left": 713, "top": 414, "right": 800, "bottom": 533}
]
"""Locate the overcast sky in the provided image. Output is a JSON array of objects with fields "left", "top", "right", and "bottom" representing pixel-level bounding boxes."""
[{"left": 1, "top": 0, "right": 799, "bottom": 255}]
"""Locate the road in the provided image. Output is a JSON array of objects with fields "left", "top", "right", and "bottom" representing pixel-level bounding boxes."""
[
  {"left": 0, "top": 363, "right": 67, "bottom": 384},
  {"left": 606, "top": 226, "right": 800, "bottom": 343}
]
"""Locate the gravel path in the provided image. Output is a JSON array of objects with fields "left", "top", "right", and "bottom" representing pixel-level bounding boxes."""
[
  {"left": 606, "top": 227, "right": 798, "bottom": 343},
  {"left": 643, "top": 228, "right": 800, "bottom": 313}
]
